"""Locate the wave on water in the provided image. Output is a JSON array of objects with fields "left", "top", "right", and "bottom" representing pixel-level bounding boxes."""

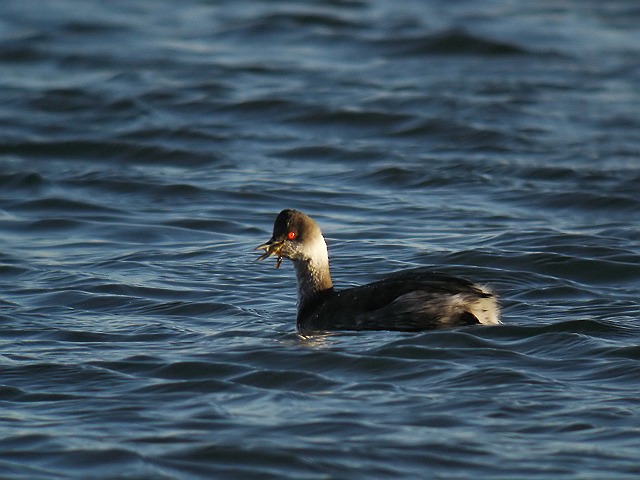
[{"left": 379, "top": 28, "right": 535, "bottom": 57}]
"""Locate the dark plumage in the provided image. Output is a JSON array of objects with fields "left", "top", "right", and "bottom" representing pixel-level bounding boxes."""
[{"left": 256, "top": 209, "right": 500, "bottom": 332}]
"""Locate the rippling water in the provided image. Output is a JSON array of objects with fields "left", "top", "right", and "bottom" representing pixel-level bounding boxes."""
[{"left": 1, "top": 1, "right": 639, "bottom": 478}]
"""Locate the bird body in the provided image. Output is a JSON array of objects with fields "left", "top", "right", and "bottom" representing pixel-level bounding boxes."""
[{"left": 257, "top": 209, "right": 499, "bottom": 332}]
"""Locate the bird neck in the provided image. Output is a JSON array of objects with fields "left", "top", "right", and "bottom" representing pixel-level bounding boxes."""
[{"left": 292, "top": 238, "right": 334, "bottom": 314}]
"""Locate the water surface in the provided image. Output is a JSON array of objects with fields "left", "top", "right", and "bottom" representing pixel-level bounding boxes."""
[{"left": 1, "top": 1, "right": 639, "bottom": 478}]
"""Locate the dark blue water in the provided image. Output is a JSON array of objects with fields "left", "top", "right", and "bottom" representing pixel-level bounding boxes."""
[{"left": 1, "top": 1, "right": 640, "bottom": 478}]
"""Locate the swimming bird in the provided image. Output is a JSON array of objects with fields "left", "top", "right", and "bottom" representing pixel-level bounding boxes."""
[{"left": 256, "top": 209, "right": 500, "bottom": 332}]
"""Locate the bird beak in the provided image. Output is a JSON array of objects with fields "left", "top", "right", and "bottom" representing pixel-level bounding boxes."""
[{"left": 255, "top": 239, "right": 285, "bottom": 268}]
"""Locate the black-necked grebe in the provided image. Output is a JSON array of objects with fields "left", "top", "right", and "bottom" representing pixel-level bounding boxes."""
[{"left": 256, "top": 209, "right": 500, "bottom": 332}]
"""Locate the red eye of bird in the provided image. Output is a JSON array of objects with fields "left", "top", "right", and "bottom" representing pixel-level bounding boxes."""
[{"left": 287, "top": 231, "right": 297, "bottom": 240}]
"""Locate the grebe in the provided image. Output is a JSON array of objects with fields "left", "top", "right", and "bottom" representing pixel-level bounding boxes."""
[{"left": 256, "top": 209, "right": 499, "bottom": 332}]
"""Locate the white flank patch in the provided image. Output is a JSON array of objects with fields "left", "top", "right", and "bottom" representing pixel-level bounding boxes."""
[{"left": 468, "top": 287, "right": 501, "bottom": 325}]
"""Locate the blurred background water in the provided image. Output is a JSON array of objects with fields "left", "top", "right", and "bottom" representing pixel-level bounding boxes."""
[{"left": 1, "top": 1, "right": 639, "bottom": 478}]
